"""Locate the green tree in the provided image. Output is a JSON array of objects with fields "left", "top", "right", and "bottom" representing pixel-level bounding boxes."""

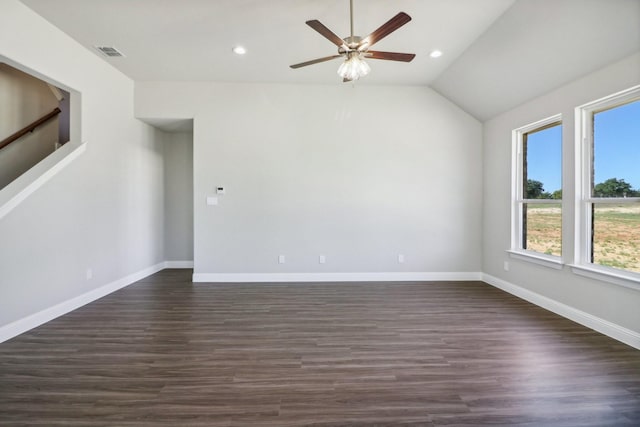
[
  {"left": 594, "top": 178, "right": 633, "bottom": 197},
  {"left": 526, "top": 179, "right": 546, "bottom": 199},
  {"left": 552, "top": 189, "right": 562, "bottom": 199}
]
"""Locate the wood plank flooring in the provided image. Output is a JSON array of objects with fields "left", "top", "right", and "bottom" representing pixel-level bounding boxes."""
[{"left": 0, "top": 269, "right": 639, "bottom": 426}]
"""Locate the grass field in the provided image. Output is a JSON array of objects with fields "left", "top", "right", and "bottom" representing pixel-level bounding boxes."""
[
  {"left": 525, "top": 205, "right": 562, "bottom": 257},
  {"left": 526, "top": 204, "right": 640, "bottom": 273}
]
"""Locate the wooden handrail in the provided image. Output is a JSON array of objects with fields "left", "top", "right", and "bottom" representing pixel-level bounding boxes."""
[{"left": 0, "top": 107, "right": 62, "bottom": 151}]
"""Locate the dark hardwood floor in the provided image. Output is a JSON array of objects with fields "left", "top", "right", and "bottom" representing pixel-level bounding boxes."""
[{"left": 0, "top": 269, "right": 639, "bottom": 426}]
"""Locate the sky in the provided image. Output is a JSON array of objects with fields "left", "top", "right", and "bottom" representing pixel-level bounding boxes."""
[
  {"left": 527, "top": 124, "right": 562, "bottom": 193},
  {"left": 527, "top": 99, "right": 640, "bottom": 193}
]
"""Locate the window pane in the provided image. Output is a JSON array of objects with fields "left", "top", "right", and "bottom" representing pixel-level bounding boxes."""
[
  {"left": 592, "top": 203, "right": 640, "bottom": 273},
  {"left": 593, "top": 99, "right": 640, "bottom": 198},
  {"left": 523, "top": 203, "right": 562, "bottom": 256},
  {"left": 524, "top": 124, "right": 562, "bottom": 199}
]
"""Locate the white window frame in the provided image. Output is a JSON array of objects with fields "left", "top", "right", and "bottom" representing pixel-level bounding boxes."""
[
  {"left": 509, "top": 114, "right": 563, "bottom": 269},
  {"left": 573, "top": 85, "right": 640, "bottom": 289}
]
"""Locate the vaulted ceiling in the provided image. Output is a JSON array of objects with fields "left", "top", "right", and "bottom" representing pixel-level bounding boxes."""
[{"left": 20, "top": 0, "right": 640, "bottom": 120}]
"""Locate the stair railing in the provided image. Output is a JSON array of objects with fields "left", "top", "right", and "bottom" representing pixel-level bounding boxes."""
[{"left": 0, "top": 107, "right": 62, "bottom": 151}]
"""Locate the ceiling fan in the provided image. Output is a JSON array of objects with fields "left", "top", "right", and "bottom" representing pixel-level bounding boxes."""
[{"left": 290, "top": 0, "right": 416, "bottom": 82}]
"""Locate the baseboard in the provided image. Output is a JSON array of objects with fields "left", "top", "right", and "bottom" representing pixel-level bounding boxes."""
[
  {"left": 0, "top": 262, "right": 166, "bottom": 343},
  {"left": 482, "top": 273, "right": 640, "bottom": 350},
  {"left": 164, "top": 261, "right": 194, "bottom": 269},
  {"left": 192, "top": 271, "right": 483, "bottom": 283}
]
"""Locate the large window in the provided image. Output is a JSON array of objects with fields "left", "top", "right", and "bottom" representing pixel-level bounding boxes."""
[
  {"left": 512, "top": 116, "right": 562, "bottom": 260},
  {"left": 578, "top": 88, "right": 640, "bottom": 277}
]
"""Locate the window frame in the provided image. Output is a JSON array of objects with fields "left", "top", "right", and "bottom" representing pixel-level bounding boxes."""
[
  {"left": 510, "top": 114, "right": 563, "bottom": 268},
  {"left": 573, "top": 85, "right": 640, "bottom": 288}
]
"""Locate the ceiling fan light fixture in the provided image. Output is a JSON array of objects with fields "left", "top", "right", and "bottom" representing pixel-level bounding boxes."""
[{"left": 337, "top": 52, "right": 371, "bottom": 81}]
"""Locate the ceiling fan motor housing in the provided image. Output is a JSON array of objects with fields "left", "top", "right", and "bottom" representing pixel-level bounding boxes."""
[{"left": 342, "top": 36, "right": 364, "bottom": 52}]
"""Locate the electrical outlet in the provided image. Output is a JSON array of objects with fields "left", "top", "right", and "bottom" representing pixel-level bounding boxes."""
[
  {"left": 278, "top": 255, "right": 286, "bottom": 264},
  {"left": 319, "top": 255, "right": 326, "bottom": 264},
  {"left": 86, "top": 268, "right": 93, "bottom": 280},
  {"left": 398, "top": 254, "right": 405, "bottom": 264},
  {"left": 504, "top": 261, "right": 510, "bottom": 271}
]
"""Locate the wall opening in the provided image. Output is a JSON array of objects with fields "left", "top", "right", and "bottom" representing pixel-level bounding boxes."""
[{"left": 0, "top": 55, "right": 84, "bottom": 220}]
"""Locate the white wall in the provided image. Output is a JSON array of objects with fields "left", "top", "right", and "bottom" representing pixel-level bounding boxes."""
[
  {"left": 136, "top": 82, "right": 483, "bottom": 279},
  {"left": 483, "top": 52, "right": 640, "bottom": 335},
  {"left": 0, "top": 63, "right": 58, "bottom": 188},
  {"left": 0, "top": 0, "right": 165, "bottom": 329},
  {"left": 164, "top": 131, "right": 193, "bottom": 262}
]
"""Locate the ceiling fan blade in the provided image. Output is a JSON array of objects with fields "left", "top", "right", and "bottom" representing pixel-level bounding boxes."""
[
  {"left": 365, "top": 51, "right": 416, "bottom": 62},
  {"left": 290, "top": 55, "right": 343, "bottom": 69},
  {"left": 306, "top": 20, "right": 347, "bottom": 49},
  {"left": 361, "top": 12, "right": 412, "bottom": 49}
]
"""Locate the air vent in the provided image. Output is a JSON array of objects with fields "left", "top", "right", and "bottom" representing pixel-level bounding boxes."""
[{"left": 95, "top": 46, "right": 125, "bottom": 57}]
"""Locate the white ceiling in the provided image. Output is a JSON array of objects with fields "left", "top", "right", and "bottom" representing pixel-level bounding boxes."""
[
  {"left": 19, "top": 0, "right": 640, "bottom": 121},
  {"left": 20, "top": 0, "right": 514, "bottom": 85},
  {"left": 431, "top": 0, "right": 640, "bottom": 121}
]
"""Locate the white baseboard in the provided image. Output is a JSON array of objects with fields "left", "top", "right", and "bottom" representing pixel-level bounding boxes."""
[
  {"left": 482, "top": 273, "right": 640, "bottom": 350},
  {"left": 192, "top": 271, "right": 482, "bottom": 283},
  {"left": 164, "top": 261, "right": 194, "bottom": 269},
  {"left": 0, "top": 262, "right": 165, "bottom": 343}
]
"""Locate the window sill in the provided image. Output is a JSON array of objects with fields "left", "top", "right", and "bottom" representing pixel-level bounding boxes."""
[
  {"left": 569, "top": 264, "right": 640, "bottom": 292},
  {"left": 507, "top": 250, "right": 564, "bottom": 270}
]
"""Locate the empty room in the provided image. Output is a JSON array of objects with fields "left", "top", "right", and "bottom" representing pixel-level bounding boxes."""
[{"left": 1, "top": 0, "right": 639, "bottom": 425}]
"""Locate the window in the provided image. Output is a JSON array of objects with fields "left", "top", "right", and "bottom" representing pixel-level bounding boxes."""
[
  {"left": 511, "top": 116, "right": 563, "bottom": 261},
  {"left": 577, "top": 87, "right": 640, "bottom": 278}
]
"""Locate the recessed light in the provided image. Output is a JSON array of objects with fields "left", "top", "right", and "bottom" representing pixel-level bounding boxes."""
[
  {"left": 429, "top": 50, "right": 443, "bottom": 58},
  {"left": 232, "top": 46, "right": 247, "bottom": 55}
]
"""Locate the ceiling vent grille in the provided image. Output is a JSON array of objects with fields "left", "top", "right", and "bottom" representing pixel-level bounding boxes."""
[{"left": 95, "top": 46, "right": 125, "bottom": 57}]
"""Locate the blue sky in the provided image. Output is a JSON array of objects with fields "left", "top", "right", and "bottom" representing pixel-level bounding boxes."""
[
  {"left": 527, "top": 99, "right": 640, "bottom": 193},
  {"left": 594, "top": 100, "right": 640, "bottom": 189},
  {"left": 527, "top": 124, "right": 562, "bottom": 193}
]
